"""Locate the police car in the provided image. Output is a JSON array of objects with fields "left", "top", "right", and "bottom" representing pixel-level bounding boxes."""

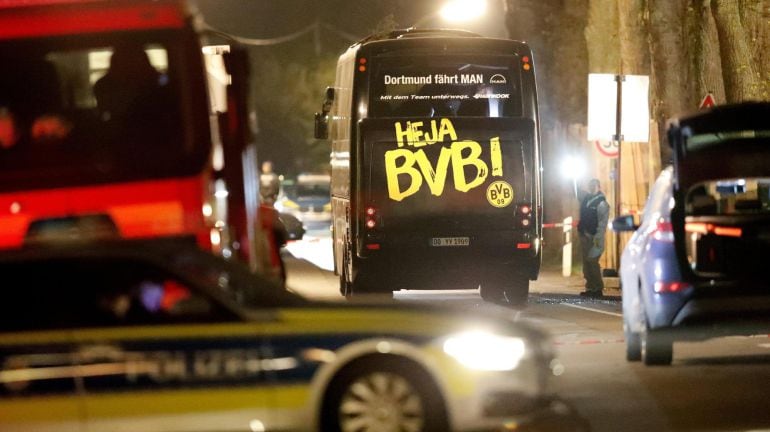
[{"left": 0, "top": 238, "right": 557, "bottom": 432}]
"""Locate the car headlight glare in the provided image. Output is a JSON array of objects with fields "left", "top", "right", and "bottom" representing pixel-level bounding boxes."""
[{"left": 443, "top": 331, "right": 526, "bottom": 371}]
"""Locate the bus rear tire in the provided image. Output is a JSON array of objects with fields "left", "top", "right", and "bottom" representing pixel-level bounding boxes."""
[
  {"left": 339, "top": 244, "right": 352, "bottom": 297},
  {"left": 503, "top": 277, "right": 529, "bottom": 307},
  {"left": 480, "top": 284, "right": 505, "bottom": 303},
  {"left": 480, "top": 275, "right": 529, "bottom": 307}
]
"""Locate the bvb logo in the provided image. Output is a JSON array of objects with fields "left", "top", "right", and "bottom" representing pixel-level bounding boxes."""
[{"left": 486, "top": 180, "right": 514, "bottom": 208}]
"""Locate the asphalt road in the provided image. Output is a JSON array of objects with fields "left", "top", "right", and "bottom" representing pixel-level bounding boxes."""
[{"left": 284, "top": 237, "right": 770, "bottom": 432}]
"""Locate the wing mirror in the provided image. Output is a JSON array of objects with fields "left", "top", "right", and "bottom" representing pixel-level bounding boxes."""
[
  {"left": 314, "top": 87, "right": 335, "bottom": 139},
  {"left": 612, "top": 214, "right": 639, "bottom": 232}
]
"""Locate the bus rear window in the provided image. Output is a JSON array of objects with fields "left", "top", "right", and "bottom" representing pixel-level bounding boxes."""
[{"left": 369, "top": 54, "right": 522, "bottom": 118}]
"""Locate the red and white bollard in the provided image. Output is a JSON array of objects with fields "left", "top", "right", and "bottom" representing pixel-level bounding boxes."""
[
  {"left": 544, "top": 217, "right": 575, "bottom": 277},
  {"left": 562, "top": 216, "right": 572, "bottom": 277}
]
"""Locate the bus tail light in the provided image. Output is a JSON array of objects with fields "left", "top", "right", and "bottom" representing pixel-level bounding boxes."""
[
  {"left": 521, "top": 55, "right": 531, "bottom": 71},
  {"left": 518, "top": 203, "right": 533, "bottom": 228},
  {"left": 364, "top": 205, "right": 378, "bottom": 230}
]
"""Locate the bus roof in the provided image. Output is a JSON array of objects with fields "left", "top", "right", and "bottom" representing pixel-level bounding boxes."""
[
  {"left": 0, "top": 0, "right": 188, "bottom": 39},
  {"left": 355, "top": 28, "right": 481, "bottom": 45},
  {"left": 346, "top": 29, "right": 531, "bottom": 59}
]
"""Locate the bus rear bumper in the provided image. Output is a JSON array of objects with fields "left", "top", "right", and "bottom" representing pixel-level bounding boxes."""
[{"left": 353, "top": 247, "right": 539, "bottom": 292}]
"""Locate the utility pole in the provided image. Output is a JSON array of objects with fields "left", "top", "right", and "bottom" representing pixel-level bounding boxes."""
[{"left": 613, "top": 72, "right": 624, "bottom": 272}]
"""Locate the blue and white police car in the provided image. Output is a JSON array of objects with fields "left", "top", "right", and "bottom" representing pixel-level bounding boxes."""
[{"left": 0, "top": 238, "right": 559, "bottom": 432}]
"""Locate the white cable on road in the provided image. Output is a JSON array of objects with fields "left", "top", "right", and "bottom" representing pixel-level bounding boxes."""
[{"left": 562, "top": 303, "right": 623, "bottom": 317}]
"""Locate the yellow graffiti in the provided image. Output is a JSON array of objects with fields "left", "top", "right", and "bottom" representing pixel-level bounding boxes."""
[
  {"left": 394, "top": 118, "right": 457, "bottom": 148},
  {"left": 385, "top": 150, "right": 423, "bottom": 201},
  {"left": 451, "top": 141, "right": 487, "bottom": 192},
  {"left": 386, "top": 118, "right": 505, "bottom": 202},
  {"left": 385, "top": 140, "right": 497, "bottom": 201},
  {"left": 416, "top": 146, "right": 452, "bottom": 196},
  {"left": 490, "top": 137, "right": 503, "bottom": 177}
]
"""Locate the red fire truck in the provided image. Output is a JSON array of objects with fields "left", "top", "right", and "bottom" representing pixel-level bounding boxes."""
[{"left": 0, "top": 0, "right": 282, "bottom": 281}]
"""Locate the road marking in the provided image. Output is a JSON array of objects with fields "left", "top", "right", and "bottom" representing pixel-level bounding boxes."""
[
  {"left": 554, "top": 338, "right": 625, "bottom": 346},
  {"left": 562, "top": 303, "right": 623, "bottom": 317}
]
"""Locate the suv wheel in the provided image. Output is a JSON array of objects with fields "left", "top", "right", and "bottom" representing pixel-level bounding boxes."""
[
  {"left": 641, "top": 311, "right": 673, "bottom": 366},
  {"left": 625, "top": 327, "right": 642, "bottom": 362}
]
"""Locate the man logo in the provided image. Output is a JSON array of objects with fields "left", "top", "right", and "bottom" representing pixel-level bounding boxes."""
[{"left": 490, "top": 74, "right": 507, "bottom": 84}]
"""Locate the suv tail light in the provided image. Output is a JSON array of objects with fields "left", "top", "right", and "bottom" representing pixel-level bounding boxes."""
[
  {"left": 654, "top": 281, "right": 692, "bottom": 293},
  {"left": 651, "top": 220, "right": 674, "bottom": 242},
  {"left": 685, "top": 222, "right": 742, "bottom": 238}
]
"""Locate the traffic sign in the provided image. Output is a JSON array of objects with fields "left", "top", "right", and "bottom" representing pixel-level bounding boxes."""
[
  {"left": 595, "top": 139, "right": 618, "bottom": 158},
  {"left": 587, "top": 73, "right": 650, "bottom": 143},
  {"left": 699, "top": 92, "right": 716, "bottom": 110}
]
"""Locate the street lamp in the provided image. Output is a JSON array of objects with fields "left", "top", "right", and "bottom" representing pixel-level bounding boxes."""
[
  {"left": 413, "top": 0, "right": 488, "bottom": 27},
  {"left": 560, "top": 154, "right": 586, "bottom": 198},
  {"left": 439, "top": 0, "right": 487, "bottom": 22}
]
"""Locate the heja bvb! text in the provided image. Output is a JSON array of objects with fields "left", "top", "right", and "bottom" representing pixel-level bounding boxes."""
[{"left": 385, "top": 118, "right": 504, "bottom": 201}]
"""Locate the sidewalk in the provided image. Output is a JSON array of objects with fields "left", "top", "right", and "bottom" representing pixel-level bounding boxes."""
[
  {"left": 283, "top": 233, "right": 622, "bottom": 299},
  {"left": 284, "top": 245, "right": 622, "bottom": 301},
  {"left": 533, "top": 265, "right": 621, "bottom": 298}
]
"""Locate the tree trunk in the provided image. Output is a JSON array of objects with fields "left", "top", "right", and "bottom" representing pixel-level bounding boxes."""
[
  {"left": 688, "top": 0, "right": 726, "bottom": 105},
  {"left": 585, "top": 0, "right": 621, "bottom": 73},
  {"left": 647, "top": 0, "right": 690, "bottom": 165},
  {"left": 506, "top": 0, "right": 590, "bottom": 266},
  {"left": 738, "top": 0, "right": 770, "bottom": 100},
  {"left": 585, "top": 0, "right": 621, "bottom": 270},
  {"left": 617, "top": 0, "right": 653, "bottom": 219},
  {"left": 550, "top": 0, "right": 590, "bottom": 125},
  {"left": 618, "top": 0, "right": 650, "bottom": 74},
  {"left": 711, "top": 0, "right": 762, "bottom": 102}
]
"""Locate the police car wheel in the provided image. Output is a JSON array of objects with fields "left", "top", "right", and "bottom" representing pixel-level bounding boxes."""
[{"left": 322, "top": 356, "right": 448, "bottom": 432}]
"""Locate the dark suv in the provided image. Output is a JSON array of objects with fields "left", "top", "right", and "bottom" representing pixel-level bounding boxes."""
[{"left": 614, "top": 102, "right": 770, "bottom": 365}]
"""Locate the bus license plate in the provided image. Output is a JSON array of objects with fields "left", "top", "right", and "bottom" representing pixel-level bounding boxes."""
[{"left": 431, "top": 237, "right": 470, "bottom": 247}]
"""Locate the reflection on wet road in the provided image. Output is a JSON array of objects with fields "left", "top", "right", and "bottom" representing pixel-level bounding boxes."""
[{"left": 285, "top": 237, "right": 770, "bottom": 432}]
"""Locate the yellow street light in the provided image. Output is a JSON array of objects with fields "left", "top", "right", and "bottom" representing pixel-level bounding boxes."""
[
  {"left": 439, "top": 0, "right": 488, "bottom": 23},
  {"left": 413, "top": 0, "right": 488, "bottom": 28}
]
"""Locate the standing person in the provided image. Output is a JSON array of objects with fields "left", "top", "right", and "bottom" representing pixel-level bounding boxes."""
[
  {"left": 257, "top": 160, "right": 287, "bottom": 283},
  {"left": 259, "top": 160, "right": 280, "bottom": 205},
  {"left": 577, "top": 178, "right": 610, "bottom": 298}
]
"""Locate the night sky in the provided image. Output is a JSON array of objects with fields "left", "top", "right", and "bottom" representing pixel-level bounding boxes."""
[
  {"left": 193, "top": 0, "right": 507, "bottom": 45},
  {"left": 189, "top": 0, "right": 508, "bottom": 174}
]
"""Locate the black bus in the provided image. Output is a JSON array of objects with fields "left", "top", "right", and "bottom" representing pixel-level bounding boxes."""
[{"left": 315, "top": 29, "right": 542, "bottom": 305}]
